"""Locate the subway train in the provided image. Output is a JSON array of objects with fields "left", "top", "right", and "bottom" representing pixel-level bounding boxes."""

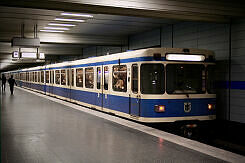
[{"left": 6, "top": 48, "right": 216, "bottom": 123}]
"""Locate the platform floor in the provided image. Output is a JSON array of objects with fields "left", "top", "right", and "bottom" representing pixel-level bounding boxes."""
[{"left": 0, "top": 86, "right": 236, "bottom": 163}]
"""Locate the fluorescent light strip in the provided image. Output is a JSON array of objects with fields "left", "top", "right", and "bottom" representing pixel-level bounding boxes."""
[
  {"left": 44, "top": 27, "right": 70, "bottom": 30},
  {"left": 61, "top": 13, "right": 93, "bottom": 18},
  {"left": 166, "top": 54, "right": 205, "bottom": 61},
  {"left": 21, "top": 52, "right": 37, "bottom": 59},
  {"left": 55, "top": 18, "right": 85, "bottom": 22},
  {"left": 48, "top": 23, "right": 76, "bottom": 27},
  {"left": 40, "top": 29, "right": 65, "bottom": 33}
]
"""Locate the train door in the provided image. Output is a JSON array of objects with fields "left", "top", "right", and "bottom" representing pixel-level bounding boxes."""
[
  {"left": 50, "top": 70, "right": 54, "bottom": 96},
  {"left": 96, "top": 66, "right": 103, "bottom": 110},
  {"left": 41, "top": 71, "right": 46, "bottom": 94},
  {"left": 45, "top": 70, "right": 50, "bottom": 95},
  {"left": 130, "top": 64, "right": 140, "bottom": 116},
  {"left": 67, "top": 68, "right": 73, "bottom": 101},
  {"left": 102, "top": 66, "right": 109, "bottom": 110}
]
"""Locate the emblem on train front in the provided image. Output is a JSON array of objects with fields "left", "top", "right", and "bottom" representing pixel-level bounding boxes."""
[{"left": 184, "top": 102, "right": 191, "bottom": 112}]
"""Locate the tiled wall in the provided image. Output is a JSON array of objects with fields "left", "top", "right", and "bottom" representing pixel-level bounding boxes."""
[
  {"left": 83, "top": 46, "right": 123, "bottom": 58},
  {"left": 230, "top": 19, "right": 245, "bottom": 123},
  {"left": 129, "top": 29, "right": 161, "bottom": 50}
]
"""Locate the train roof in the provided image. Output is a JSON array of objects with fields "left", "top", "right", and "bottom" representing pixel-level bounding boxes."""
[{"left": 9, "top": 47, "right": 215, "bottom": 72}]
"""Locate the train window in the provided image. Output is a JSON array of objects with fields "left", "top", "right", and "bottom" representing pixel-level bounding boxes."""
[
  {"left": 38, "top": 72, "right": 40, "bottom": 82},
  {"left": 141, "top": 64, "right": 164, "bottom": 94},
  {"left": 30, "top": 73, "right": 32, "bottom": 82},
  {"left": 97, "top": 67, "right": 101, "bottom": 89},
  {"left": 26, "top": 72, "right": 29, "bottom": 81},
  {"left": 41, "top": 71, "right": 44, "bottom": 83},
  {"left": 35, "top": 72, "right": 37, "bottom": 82},
  {"left": 207, "top": 65, "right": 216, "bottom": 94},
  {"left": 104, "top": 66, "right": 109, "bottom": 90},
  {"left": 71, "top": 69, "right": 74, "bottom": 86},
  {"left": 76, "top": 68, "right": 83, "bottom": 87},
  {"left": 131, "top": 64, "right": 138, "bottom": 93},
  {"left": 67, "top": 70, "right": 70, "bottom": 86},
  {"left": 24, "top": 73, "right": 26, "bottom": 81},
  {"left": 46, "top": 71, "right": 50, "bottom": 83},
  {"left": 85, "top": 67, "right": 94, "bottom": 88},
  {"left": 112, "top": 65, "right": 127, "bottom": 92},
  {"left": 61, "top": 70, "right": 66, "bottom": 85},
  {"left": 51, "top": 70, "right": 54, "bottom": 84},
  {"left": 32, "top": 72, "right": 34, "bottom": 82},
  {"left": 55, "top": 70, "right": 60, "bottom": 84},
  {"left": 166, "top": 64, "right": 205, "bottom": 94}
]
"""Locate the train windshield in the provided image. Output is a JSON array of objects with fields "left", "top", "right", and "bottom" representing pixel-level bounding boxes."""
[
  {"left": 166, "top": 64, "right": 205, "bottom": 94},
  {"left": 141, "top": 63, "right": 165, "bottom": 94}
]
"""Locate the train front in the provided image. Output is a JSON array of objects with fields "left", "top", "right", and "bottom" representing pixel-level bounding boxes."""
[{"left": 139, "top": 48, "right": 216, "bottom": 123}]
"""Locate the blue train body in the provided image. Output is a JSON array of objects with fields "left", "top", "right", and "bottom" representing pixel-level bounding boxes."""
[{"left": 8, "top": 48, "right": 216, "bottom": 123}]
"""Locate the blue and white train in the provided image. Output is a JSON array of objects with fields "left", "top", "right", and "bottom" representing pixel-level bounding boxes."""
[{"left": 8, "top": 48, "right": 216, "bottom": 123}]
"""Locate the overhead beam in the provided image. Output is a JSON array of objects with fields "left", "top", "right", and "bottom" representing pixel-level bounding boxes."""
[{"left": 1, "top": 0, "right": 242, "bottom": 23}]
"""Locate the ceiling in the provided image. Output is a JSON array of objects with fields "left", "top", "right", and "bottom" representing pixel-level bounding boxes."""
[{"left": 0, "top": 6, "right": 176, "bottom": 71}]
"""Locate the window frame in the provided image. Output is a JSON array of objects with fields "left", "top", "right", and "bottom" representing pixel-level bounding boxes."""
[
  {"left": 46, "top": 71, "right": 50, "bottom": 84},
  {"left": 140, "top": 63, "right": 165, "bottom": 94},
  {"left": 97, "top": 67, "right": 101, "bottom": 90},
  {"left": 61, "top": 69, "right": 66, "bottom": 85},
  {"left": 55, "top": 70, "right": 61, "bottom": 85},
  {"left": 41, "top": 71, "right": 44, "bottom": 83},
  {"left": 104, "top": 66, "right": 109, "bottom": 91},
  {"left": 71, "top": 69, "right": 74, "bottom": 87},
  {"left": 76, "top": 68, "right": 83, "bottom": 88},
  {"left": 38, "top": 72, "right": 40, "bottom": 82},
  {"left": 51, "top": 70, "right": 54, "bottom": 84},
  {"left": 131, "top": 64, "right": 138, "bottom": 94},
  {"left": 112, "top": 65, "right": 127, "bottom": 92},
  {"left": 85, "top": 67, "right": 94, "bottom": 89},
  {"left": 166, "top": 63, "right": 205, "bottom": 94}
]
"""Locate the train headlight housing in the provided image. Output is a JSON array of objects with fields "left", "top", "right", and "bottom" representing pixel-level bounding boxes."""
[
  {"left": 208, "top": 104, "right": 215, "bottom": 110},
  {"left": 154, "top": 105, "right": 165, "bottom": 113}
]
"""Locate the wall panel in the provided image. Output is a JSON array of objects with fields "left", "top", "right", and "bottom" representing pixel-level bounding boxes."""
[{"left": 230, "top": 19, "right": 245, "bottom": 123}]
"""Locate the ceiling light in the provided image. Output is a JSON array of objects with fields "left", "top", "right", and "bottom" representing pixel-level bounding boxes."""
[
  {"left": 44, "top": 27, "right": 70, "bottom": 30},
  {"left": 21, "top": 52, "right": 37, "bottom": 59},
  {"left": 40, "top": 30, "right": 65, "bottom": 33},
  {"left": 48, "top": 23, "right": 76, "bottom": 27},
  {"left": 55, "top": 18, "right": 85, "bottom": 22},
  {"left": 61, "top": 13, "right": 93, "bottom": 18}
]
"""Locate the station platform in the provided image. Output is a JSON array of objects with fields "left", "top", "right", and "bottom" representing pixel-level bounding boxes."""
[{"left": 1, "top": 86, "right": 244, "bottom": 163}]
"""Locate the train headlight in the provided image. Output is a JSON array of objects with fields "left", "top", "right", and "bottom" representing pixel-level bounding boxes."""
[
  {"left": 154, "top": 105, "right": 165, "bottom": 113},
  {"left": 208, "top": 104, "right": 215, "bottom": 110}
]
